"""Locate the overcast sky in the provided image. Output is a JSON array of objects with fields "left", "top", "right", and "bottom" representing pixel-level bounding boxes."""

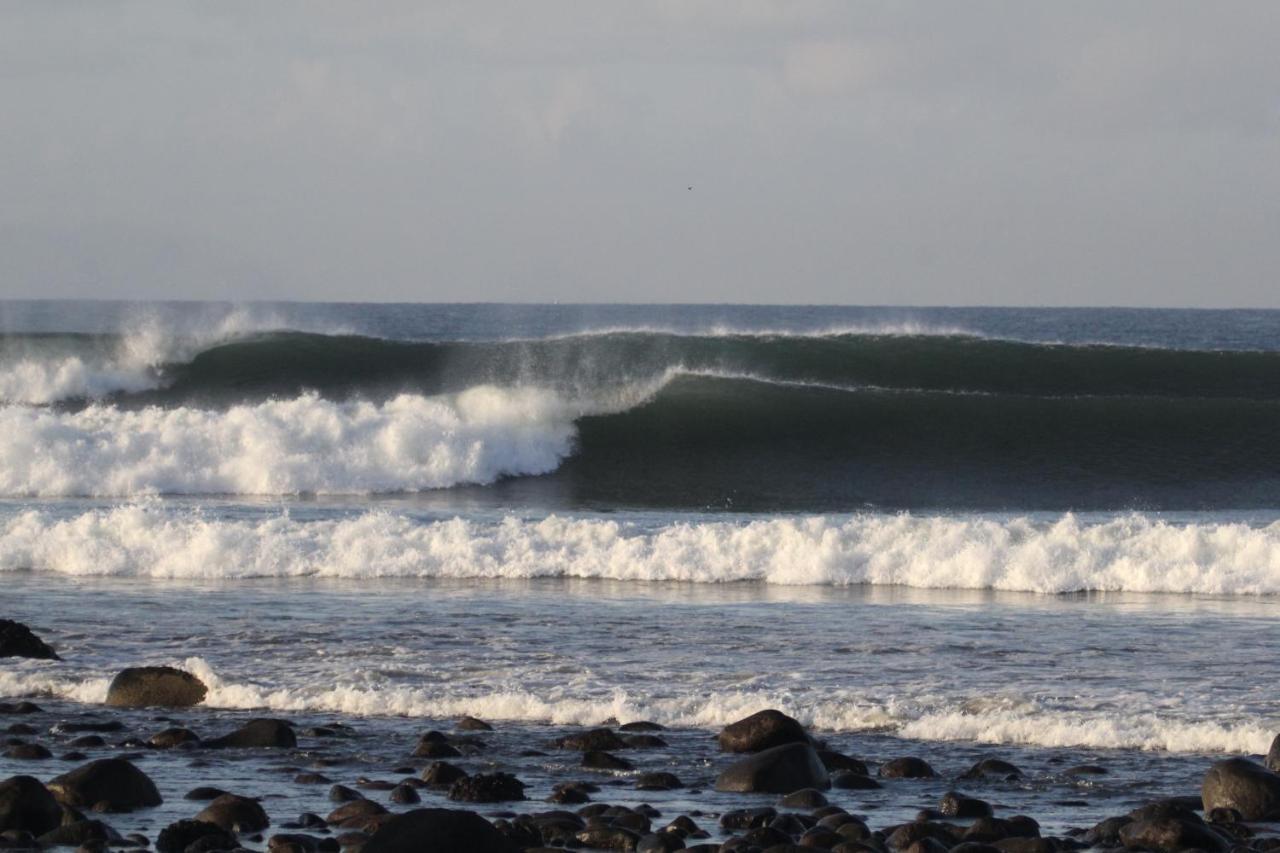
[{"left": 1, "top": 2, "right": 1278, "bottom": 306}]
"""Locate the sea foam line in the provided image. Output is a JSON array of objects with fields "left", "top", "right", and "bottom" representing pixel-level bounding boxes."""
[{"left": 2, "top": 508, "right": 1280, "bottom": 594}]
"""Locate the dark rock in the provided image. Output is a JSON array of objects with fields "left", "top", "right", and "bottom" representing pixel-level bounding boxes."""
[
  {"left": 155, "top": 820, "right": 237, "bottom": 853},
  {"left": 411, "top": 734, "right": 460, "bottom": 759},
  {"left": 818, "top": 750, "right": 870, "bottom": 775},
  {"left": 1118, "top": 818, "right": 1229, "bottom": 853},
  {"left": 456, "top": 716, "right": 493, "bottom": 732},
  {"left": 362, "top": 808, "right": 517, "bottom": 853},
  {"left": 715, "top": 742, "right": 829, "bottom": 793},
  {"left": 623, "top": 734, "right": 668, "bottom": 749},
  {"left": 196, "top": 794, "right": 271, "bottom": 833},
  {"left": 1064, "top": 765, "right": 1107, "bottom": 776},
  {"left": 577, "top": 826, "right": 641, "bottom": 850},
  {"left": 831, "top": 771, "right": 881, "bottom": 790},
  {"left": 447, "top": 773, "right": 525, "bottom": 803},
  {"left": 328, "top": 787, "right": 364, "bottom": 804},
  {"left": 0, "top": 703, "right": 42, "bottom": 715},
  {"left": 583, "top": 751, "right": 634, "bottom": 771},
  {"left": 0, "top": 621, "right": 59, "bottom": 661},
  {"left": 1201, "top": 758, "right": 1280, "bottom": 821},
  {"left": 720, "top": 807, "right": 777, "bottom": 831},
  {"left": 150, "top": 728, "right": 201, "bottom": 749},
  {"left": 620, "top": 722, "right": 665, "bottom": 732},
  {"left": 47, "top": 759, "right": 162, "bottom": 810},
  {"left": 879, "top": 757, "right": 937, "bottom": 779},
  {"left": 388, "top": 785, "right": 419, "bottom": 805},
  {"left": 718, "top": 710, "right": 809, "bottom": 753},
  {"left": 104, "top": 667, "right": 207, "bottom": 708},
  {"left": 961, "top": 759, "right": 1024, "bottom": 781},
  {"left": 0, "top": 775, "right": 63, "bottom": 835},
  {"left": 270, "top": 833, "right": 320, "bottom": 853},
  {"left": 326, "top": 801, "right": 387, "bottom": 827},
  {"left": 779, "top": 788, "right": 828, "bottom": 808},
  {"left": 185, "top": 788, "right": 229, "bottom": 802},
  {"left": 553, "top": 729, "right": 627, "bottom": 752},
  {"left": 4, "top": 745, "right": 51, "bottom": 761},
  {"left": 940, "top": 792, "right": 994, "bottom": 819},
  {"left": 420, "top": 763, "right": 467, "bottom": 789},
  {"left": 50, "top": 722, "right": 123, "bottom": 735},
  {"left": 204, "top": 719, "right": 296, "bottom": 749},
  {"left": 37, "top": 819, "right": 121, "bottom": 847},
  {"left": 66, "top": 736, "right": 103, "bottom": 749},
  {"left": 636, "top": 832, "right": 684, "bottom": 852},
  {"left": 636, "top": 773, "right": 683, "bottom": 791},
  {"left": 1268, "top": 733, "right": 1280, "bottom": 773},
  {"left": 991, "top": 841, "right": 1056, "bottom": 853},
  {"left": 886, "top": 822, "right": 960, "bottom": 850}
]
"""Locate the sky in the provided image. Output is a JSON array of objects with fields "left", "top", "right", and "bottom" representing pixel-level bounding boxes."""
[{"left": 1, "top": 1, "right": 1278, "bottom": 306}]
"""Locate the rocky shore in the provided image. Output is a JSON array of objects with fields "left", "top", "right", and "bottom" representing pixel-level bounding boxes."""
[{"left": 4, "top": 631, "right": 1280, "bottom": 853}]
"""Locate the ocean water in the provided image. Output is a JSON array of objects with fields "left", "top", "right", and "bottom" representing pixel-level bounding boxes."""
[{"left": 3, "top": 301, "right": 1280, "bottom": 838}]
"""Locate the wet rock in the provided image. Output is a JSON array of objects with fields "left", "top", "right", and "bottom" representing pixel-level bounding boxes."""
[
  {"left": 941, "top": 792, "right": 994, "bottom": 818},
  {"left": 0, "top": 703, "right": 41, "bottom": 715},
  {"left": 0, "top": 621, "right": 59, "bottom": 661},
  {"left": 363, "top": 808, "right": 517, "bottom": 853},
  {"left": 420, "top": 762, "right": 467, "bottom": 789},
  {"left": 635, "top": 773, "right": 683, "bottom": 791},
  {"left": 819, "top": 749, "right": 870, "bottom": 775},
  {"left": 456, "top": 716, "right": 493, "bottom": 732},
  {"left": 38, "top": 819, "right": 122, "bottom": 848},
  {"left": 1118, "top": 818, "right": 1229, "bottom": 853},
  {"left": 447, "top": 773, "right": 525, "bottom": 803},
  {"left": 1268, "top": 733, "right": 1280, "bottom": 773},
  {"left": 577, "top": 825, "right": 641, "bottom": 850},
  {"left": 1201, "top": 758, "right": 1280, "bottom": 821},
  {"left": 620, "top": 722, "right": 665, "bottom": 732},
  {"left": 196, "top": 794, "right": 271, "bottom": 833},
  {"left": 583, "top": 751, "right": 634, "bottom": 771},
  {"left": 327, "top": 801, "right": 388, "bottom": 827},
  {"left": 155, "top": 819, "right": 238, "bottom": 853},
  {"left": 553, "top": 729, "right": 628, "bottom": 752},
  {"left": 388, "top": 785, "right": 419, "bottom": 805},
  {"left": 328, "top": 786, "right": 364, "bottom": 804},
  {"left": 47, "top": 759, "right": 162, "bottom": 811},
  {"left": 185, "top": 788, "right": 229, "bottom": 802},
  {"left": 886, "top": 821, "right": 961, "bottom": 850},
  {"left": 831, "top": 771, "right": 881, "bottom": 790},
  {"left": 715, "top": 742, "right": 829, "bottom": 793},
  {"left": 879, "top": 757, "right": 937, "bottom": 779},
  {"left": 623, "top": 734, "right": 668, "bottom": 749},
  {"left": 50, "top": 722, "right": 123, "bottom": 735},
  {"left": 270, "top": 833, "right": 321, "bottom": 853},
  {"left": 66, "top": 736, "right": 104, "bottom": 749},
  {"left": 0, "top": 776, "right": 63, "bottom": 835},
  {"left": 150, "top": 728, "right": 201, "bottom": 749},
  {"left": 3, "top": 745, "right": 51, "bottom": 761},
  {"left": 961, "top": 759, "right": 1024, "bottom": 781},
  {"left": 104, "top": 667, "right": 207, "bottom": 708},
  {"left": 1064, "top": 765, "right": 1107, "bottom": 776},
  {"left": 636, "top": 831, "right": 684, "bottom": 852},
  {"left": 779, "top": 788, "right": 828, "bottom": 808},
  {"left": 718, "top": 710, "right": 809, "bottom": 753},
  {"left": 412, "top": 732, "right": 460, "bottom": 759},
  {"left": 204, "top": 719, "right": 297, "bottom": 749}
]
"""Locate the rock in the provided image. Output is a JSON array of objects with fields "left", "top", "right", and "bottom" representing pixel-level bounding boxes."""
[
  {"left": 0, "top": 703, "right": 41, "bottom": 715},
  {"left": 1118, "top": 818, "right": 1229, "bottom": 853},
  {"left": 1065, "top": 764, "right": 1107, "bottom": 776},
  {"left": 327, "top": 801, "right": 387, "bottom": 827},
  {"left": 447, "top": 773, "right": 525, "bottom": 803},
  {"left": 4, "top": 745, "right": 51, "bottom": 761},
  {"left": 636, "top": 832, "right": 684, "bottom": 852},
  {"left": 576, "top": 826, "right": 641, "bottom": 850},
  {"left": 779, "top": 788, "right": 828, "bottom": 808},
  {"left": 1202, "top": 758, "right": 1280, "bottom": 821},
  {"left": 961, "top": 759, "right": 1024, "bottom": 781},
  {"left": 329, "top": 786, "right": 363, "bottom": 803},
  {"left": 941, "top": 792, "right": 994, "bottom": 818},
  {"left": 37, "top": 819, "right": 122, "bottom": 847},
  {"left": 0, "top": 621, "right": 59, "bottom": 661},
  {"left": 420, "top": 763, "right": 467, "bottom": 789},
  {"left": 620, "top": 721, "right": 665, "bottom": 732},
  {"left": 0, "top": 775, "right": 63, "bottom": 835},
  {"left": 388, "top": 785, "right": 419, "bottom": 805},
  {"left": 583, "top": 751, "right": 634, "bottom": 771},
  {"left": 155, "top": 819, "right": 237, "bottom": 853},
  {"left": 184, "top": 787, "right": 229, "bottom": 802},
  {"left": 623, "top": 734, "right": 668, "bottom": 749},
  {"left": 46, "top": 759, "right": 162, "bottom": 811},
  {"left": 553, "top": 729, "right": 627, "bottom": 751},
  {"left": 270, "top": 833, "right": 320, "bottom": 853},
  {"left": 831, "top": 771, "right": 881, "bottom": 790},
  {"left": 879, "top": 757, "right": 937, "bottom": 779},
  {"left": 196, "top": 794, "right": 270, "bottom": 833},
  {"left": 456, "top": 716, "right": 493, "bottom": 732},
  {"left": 818, "top": 750, "right": 870, "bottom": 775},
  {"left": 149, "top": 728, "right": 201, "bottom": 749},
  {"left": 1268, "top": 733, "right": 1280, "bottom": 773},
  {"left": 104, "top": 667, "right": 207, "bottom": 708},
  {"left": 363, "top": 808, "right": 517, "bottom": 853},
  {"left": 635, "top": 773, "right": 682, "bottom": 791},
  {"left": 717, "top": 710, "right": 809, "bottom": 753},
  {"left": 204, "top": 719, "right": 297, "bottom": 749},
  {"left": 715, "top": 743, "right": 830, "bottom": 793}
]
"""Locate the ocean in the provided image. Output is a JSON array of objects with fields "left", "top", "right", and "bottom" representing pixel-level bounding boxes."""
[{"left": 3, "top": 301, "right": 1279, "bottom": 843}]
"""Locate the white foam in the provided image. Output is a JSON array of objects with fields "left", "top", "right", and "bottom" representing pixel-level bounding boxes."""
[
  {"left": 2, "top": 508, "right": 1280, "bottom": 594},
  {"left": 0, "top": 658, "right": 1268, "bottom": 753},
  {"left": 0, "top": 388, "right": 591, "bottom": 497}
]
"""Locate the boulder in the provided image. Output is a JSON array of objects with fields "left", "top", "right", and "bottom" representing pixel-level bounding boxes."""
[
  {"left": 880, "top": 757, "right": 937, "bottom": 779},
  {"left": 1268, "top": 733, "right": 1280, "bottom": 773},
  {"left": 155, "top": 819, "right": 237, "bottom": 853},
  {"left": 204, "top": 719, "right": 296, "bottom": 749},
  {"left": 195, "top": 794, "right": 270, "bottom": 832},
  {"left": 150, "top": 727, "right": 201, "bottom": 749},
  {"left": 1201, "top": 758, "right": 1280, "bottom": 821},
  {"left": 447, "top": 773, "right": 525, "bottom": 803},
  {"left": 37, "top": 818, "right": 122, "bottom": 847},
  {"left": 941, "top": 792, "right": 994, "bottom": 818},
  {"left": 46, "top": 759, "right": 162, "bottom": 810},
  {"left": 635, "top": 772, "right": 682, "bottom": 791},
  {"left": 0, "top": 621, "right": 59, "bottom": 661},
  {"left": 456, "top": 716, "right": 493, "bottom": 732},
  {"left": 715, "top": 742, "right": 830, "bottom": 793},
  {"left": 961, "top": 759, "right": 1024, "bottom": 781},
  {"left": 582, "top": 751, "right": 633, "bottom": 771},
  {"left": 1118, "top": 818, "right": 1229, "bottom": 853},
  {"left": 105, "top": 667, "right": 207, "bottom": 709},
  {"left": 420, "top": 762, "right": 467, "bottom": 789},
  {"left": 364, "top": 808, "right": 516, "bottom": 853},
  {"left": 552, "top": 729, "right": 627, "bottom": 751},
  {"left": 0, "top": 775, "right": 63, "bottom": 835},
  {"left": 717, "top": 710, "right": 809, "bottom": 753}
]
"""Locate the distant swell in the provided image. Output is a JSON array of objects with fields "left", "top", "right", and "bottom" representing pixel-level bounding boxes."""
[{"left": 4, "top": 507, "right": 1280, "bottom": 594}]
